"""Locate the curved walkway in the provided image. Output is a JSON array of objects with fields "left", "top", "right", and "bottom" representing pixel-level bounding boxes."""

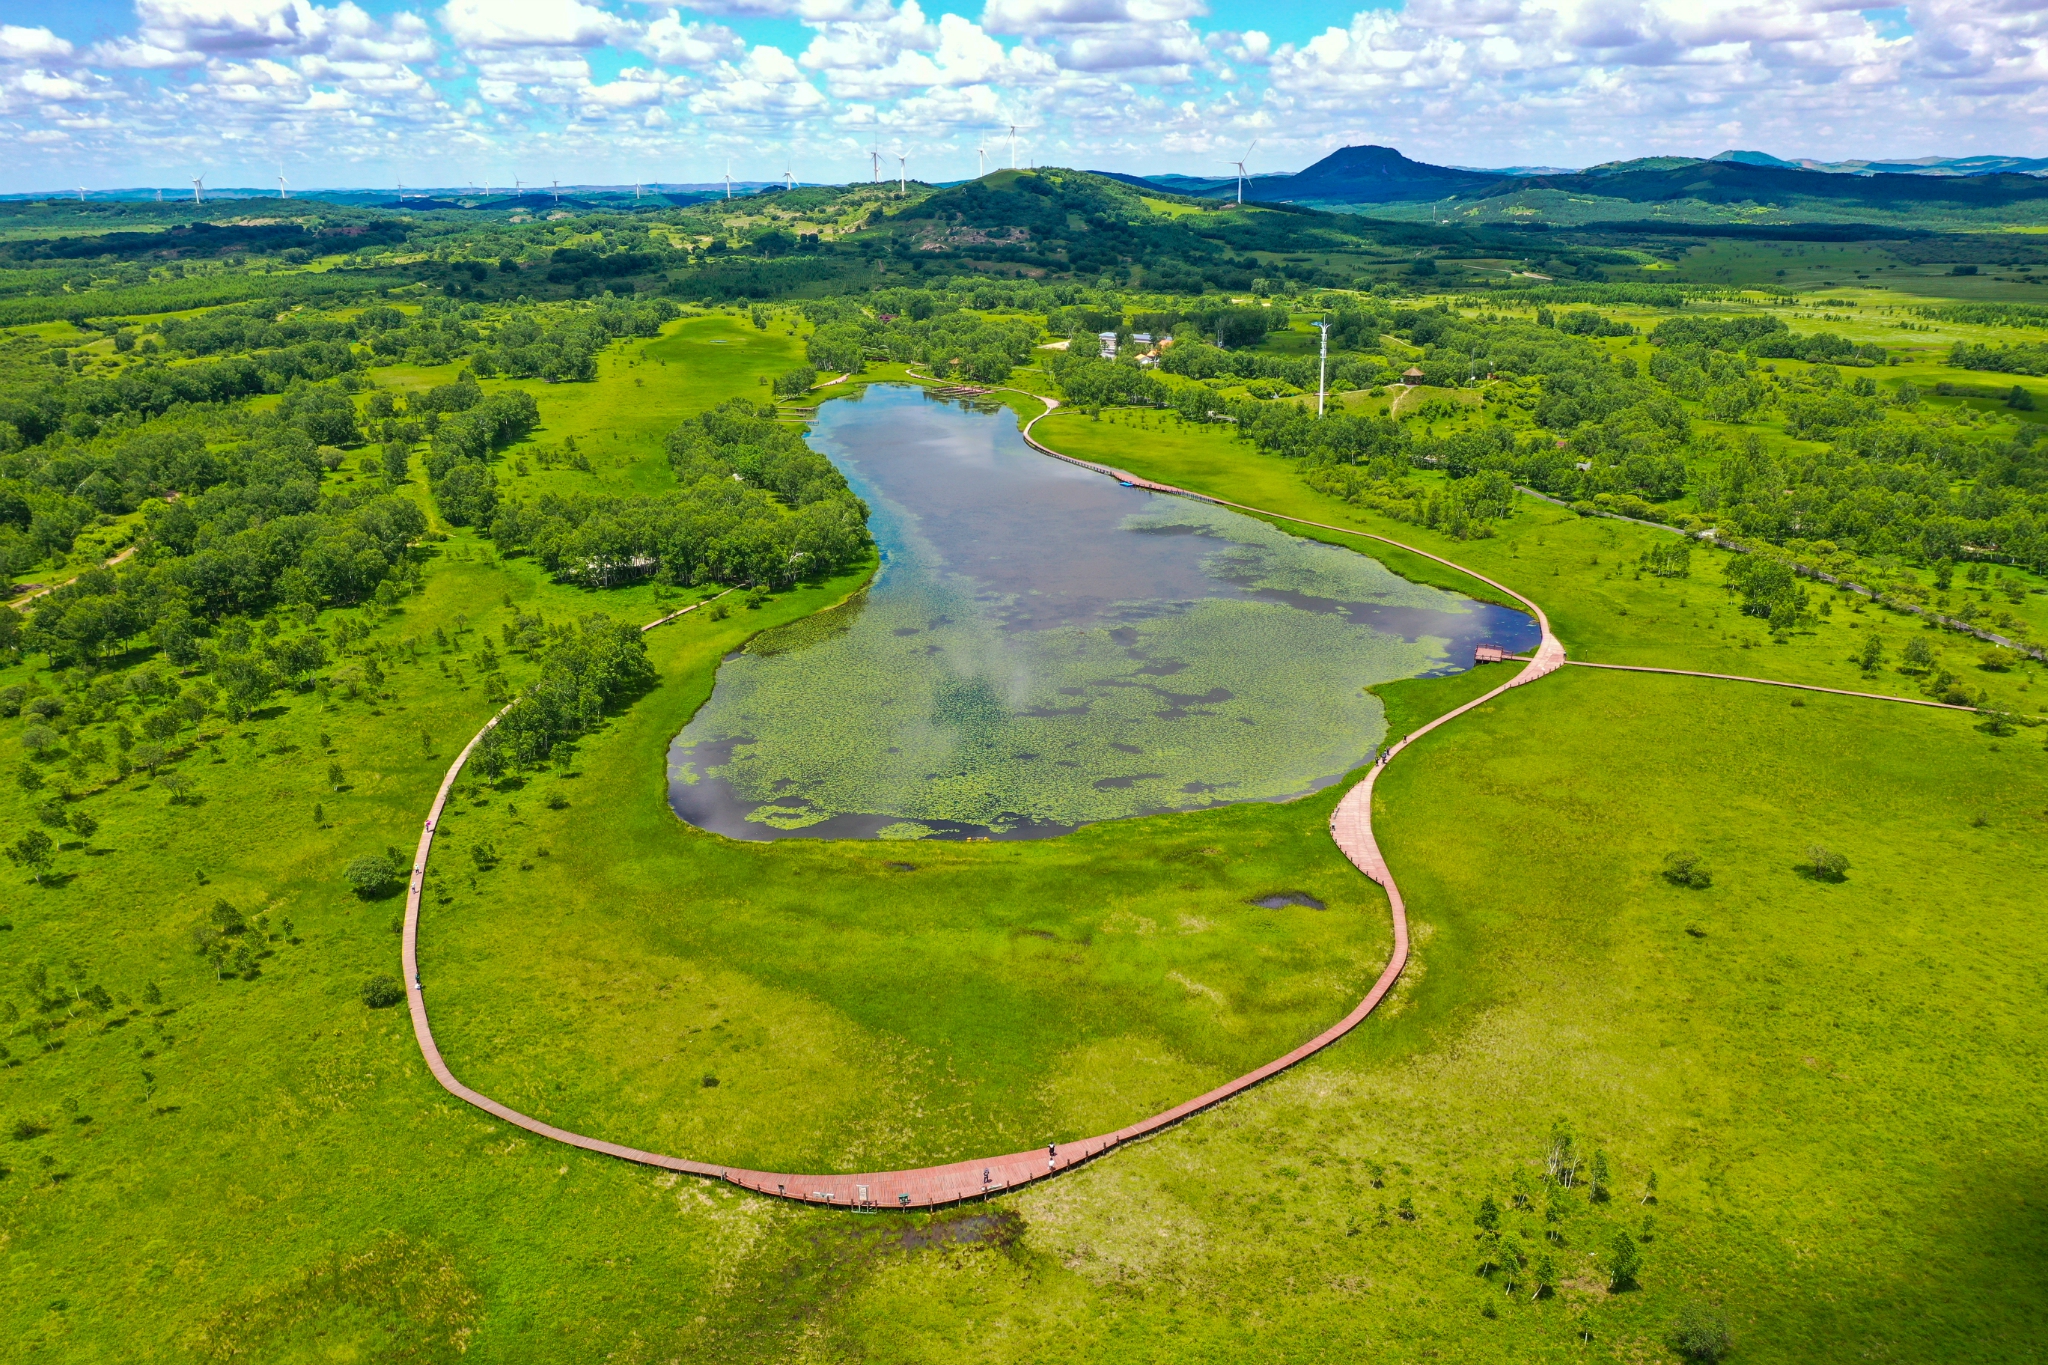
[
  {"left": 399, "top": 388, "right": 1788, "bottom": 1211},
  {"left": 1543, "top": 658, "right": 1984, "bottom": 712}
]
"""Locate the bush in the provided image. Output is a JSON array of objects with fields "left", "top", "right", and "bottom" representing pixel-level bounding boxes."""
[
  {"left": 344, "top": 853, "right": 400, "bottom": 898},
  {"left": 1661, "top": 852, "right": 1712, "bottom": 889},
  {"left": 1804, "top": 845, "right": 1850, "bottom": 882},
  {"left": 359, "top": 974, "right": 404, "bottom": 1009},
  {"left": 1670, "top": 1303, "right": 1733, "bottom": 1361}
]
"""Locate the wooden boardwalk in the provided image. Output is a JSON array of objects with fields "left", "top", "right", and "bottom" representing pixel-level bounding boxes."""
[{"left": 399, "top": 384, "right": 1952, "bottom": 1212}]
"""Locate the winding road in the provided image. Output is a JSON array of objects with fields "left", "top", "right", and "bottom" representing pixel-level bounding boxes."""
[{"left": 396, "top": 383, "right": 1937, "bottom": 1211}]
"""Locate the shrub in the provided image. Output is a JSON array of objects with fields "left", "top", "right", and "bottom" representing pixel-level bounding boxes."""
[
  {"left": 1670, "top": 1303, "right": 1733, "bottom": 1361},
  {"left": 359, "top": 974, "right": 404, "bottom": 1009},
  {"left": 1661, "top": 852, "right": 1712, "bottom": 889},
  {"left": 344, "top": 853, "right": 400, "bottom": 898}
]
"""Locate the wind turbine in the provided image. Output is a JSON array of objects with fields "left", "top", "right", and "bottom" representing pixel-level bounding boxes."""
[
  {"left": 1008, "top": 124, "right": 1019, "bottom": 169},
  {"left": 977, "top": 145, "right": 987, "bottom": 178},
  {"left": 76, "top": 186, "right": 87, "bottom": 202},
  {"left": 395, "top": 176, "right": 404, "bottom": 203},
  {"left": 723, "top": 159, "right": 732, "bottom": 199},
  {"left": 896, "top": 150, "right": 906, "bottom": 195},
  {"left": 277, "top": 167, "right": 289, "bottom": 200},
  {"left": 869, "top": 140, "right": 881, "bottom": 183},
  {"left": 782, "top": 159, "right": 793, "bottom": 191},
  {"left": 155, "top": 188, "right": 163, "bottom": 203},
  {"left": 1313, "top": 318, "right": 1332, "bottom": 418},
  {"left": 191, "top": 175, "right": 205, "bottom": 204},
  {"left": 1229, "top": 140, "right": 1258, "bottom": 205},
  {"left": 633, "top": 179, "right": 643, "bottom": 202},
  {"left": 551, "top": 179, "right": 560, "bottom": 205}
]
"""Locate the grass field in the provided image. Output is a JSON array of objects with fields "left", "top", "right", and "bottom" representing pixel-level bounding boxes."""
[{"left": 6, "top": 291, "right": 2048, "bottom": 1363}]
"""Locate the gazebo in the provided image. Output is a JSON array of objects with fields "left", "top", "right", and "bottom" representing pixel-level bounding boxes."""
[{"left": 1401, "top": 367, "right": 1425, "bottom": 384}]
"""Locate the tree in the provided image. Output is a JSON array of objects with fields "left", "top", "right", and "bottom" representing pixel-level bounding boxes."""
[
  {"left": 21, "top": 724, "right": 57, "bottom": 758},
  {"left": 1670, "top": 1303, "right": 1732, "bottom": 1361},
  {"left": 1903, "top": 636, "right": 1934, "bottom": 670},
  {"left": 1858, "top": 632, "right": 1884, "bottom": 672},
  {"left": 382, "top": 441, "right": 410, "bottom": 484},
  {"left": 7, "top": 827, "right": 56, "bottom": 884},
  {"left": 159, "top": 772, "right": 194, "bottom": 805},
  {"left": 344, "top": 853, "right": 399, "bottom": 898},
  {"left": 328, "top": 762, "right": 346, "bottom": 792},
  {"left": 360, "top": 974, "right": 405, "bottom": 1008},
  {"left": 210, "top": 899, "right": 246, "bottom": 934},
  {"left": 1642, "top": 1169, "right": 1659, "bottom": 1204},
  {"left": 134, "top": 743, "right": 167, "bottom": 776},
  {"left": 1607, "top": 1229, "right": 1642, "bottom": 1291},
  {"left": 67, "top": 810, "right": 97, "bottom": 843},
  {"left": 1590, "top": 1150, "right": 1611, "bottom": 1202},
  {"left": 1531, "top": 1251, "right": 1557, "bottom": 1300},
  {"left": 17, "top": 762, "right": 42, "bottom": 793},
  {"left": 1805, "top": 845, "right": 1850, "bottom": 882},
  {"left": 1476, "top": 1194, "right": 1501, "bottom": 1231}
]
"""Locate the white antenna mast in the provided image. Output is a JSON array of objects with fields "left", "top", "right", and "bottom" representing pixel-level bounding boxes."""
[
  {"left": 191, "top": 175, "right": 204, "bottom": 205},
  {"left": 396, "top": 176, "right": 404, "bottom": 202},
  {"left": 1314, "top": 318, "right": 1331, "bottom": 417}
]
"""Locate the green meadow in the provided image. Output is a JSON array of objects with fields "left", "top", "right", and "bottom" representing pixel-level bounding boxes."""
[{"left": 5, "top": 287, "right": 2048, "bottom": 1365}]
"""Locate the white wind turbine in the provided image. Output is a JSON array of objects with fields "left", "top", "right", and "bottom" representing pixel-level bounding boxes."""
[
  {"left": 1008, "top": 124, "right": 1020, "bottom": 169},
  {"left": 191, "top": 175, "right": 205, "bottom": 204},
  {"left": 1229, "top": 140, "right": 1258, "bottom": 204},
  {"left": 724, "top": 159, "right": 733, "bottom": 199},
  {"left": 277, "top": 167, "right": 289, "bottom": 200},
  {"left": 895, "top": 149, "right": 907, "bottom": 195},
  {"left": 977, "top": 144, "right": 987, "bottom": 177},
  {"left": 782, "top": 159, "right": 793, "bottom": 191},
  {"left": 551, "top": 179, "right": 561, "bottom": 204},
  {"left": 75, "top": 186, "right": 87, "bottom": 202},
  {"left": 1313, "top": 317, "right": 1332, "bottom": 418},
  {"left": 869, "top": 140, "right": 881, "bottom": 183}
]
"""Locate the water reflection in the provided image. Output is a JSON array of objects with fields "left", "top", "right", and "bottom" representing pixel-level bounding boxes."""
[{"left": 668, "top": 385, "right": 1538, "bottom": 841}]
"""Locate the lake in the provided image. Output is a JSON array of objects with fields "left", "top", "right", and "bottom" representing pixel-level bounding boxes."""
[{"left": 667, "top": 385, "right": 1538, "bottom": 841}]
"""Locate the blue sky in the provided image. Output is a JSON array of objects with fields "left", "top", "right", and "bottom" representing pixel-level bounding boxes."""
[{"left": 0, "top": 1, "right": 2041, "bottom": 193}]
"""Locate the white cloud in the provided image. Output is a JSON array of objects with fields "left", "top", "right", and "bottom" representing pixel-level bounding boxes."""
[
  {"left": 688, "top": 42, "right": 827, "bottom": 118},
  {"left": 439, "top": 0, "right": 631, "bottom": 51},
  {"left": 0, "top": 25, "right": 74, "bottom": 62},
  {"left": 640, "top": 13, "right": 745, "bottom": 67},
  {"left": 979, "top": 0, "right": 1208, "bottom": 32}
]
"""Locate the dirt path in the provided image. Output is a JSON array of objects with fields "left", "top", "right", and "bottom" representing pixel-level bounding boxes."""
[
  {"left": 7, "top": 542, "right": 137, "bottom": 612},
  {"left": 394, "top": 386, "right": 1953, "bottom": 1212}
]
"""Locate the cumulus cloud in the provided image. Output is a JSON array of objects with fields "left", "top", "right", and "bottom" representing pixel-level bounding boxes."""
[
  {"left": 639, "top": 13, "right": 745, "bottom": 67},
  {"left": 0, "top": 25, "right": 74, "bottom": 62},
  {"left": 6, "top": 0, "right": 2048, "bottom": 188},
  {"left": 439, "top": 0, "right": 631, "bottom": 51}
]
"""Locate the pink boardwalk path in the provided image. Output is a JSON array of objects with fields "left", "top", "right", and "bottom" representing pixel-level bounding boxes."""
[{"left": 401, "top": 400, "right": 1567, "bottom": 1210}]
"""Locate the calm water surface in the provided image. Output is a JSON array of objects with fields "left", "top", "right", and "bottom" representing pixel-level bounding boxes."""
[{"left": 667, "top": 385, "right": 1538, "bottom": 841}]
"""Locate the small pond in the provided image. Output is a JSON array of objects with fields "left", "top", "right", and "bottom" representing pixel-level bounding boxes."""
[{"left": 667, "top": 385, "right": 1538, "bottom": 841}]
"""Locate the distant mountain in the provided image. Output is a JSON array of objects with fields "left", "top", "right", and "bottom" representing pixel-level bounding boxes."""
[
  {"left": 1254, "top": 145, "right": 1499, "bottom": 204},
  {"left": 1712, "top": 149, "right": 2048, "bottom": 178},
  {"left": 1498, "top": 158, "right": 2048, "bottom": 210}
]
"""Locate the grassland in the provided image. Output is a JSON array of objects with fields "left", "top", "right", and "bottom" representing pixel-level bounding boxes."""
[{"left": 5, "top": 284, "right": 2048, "bottom": 1363}]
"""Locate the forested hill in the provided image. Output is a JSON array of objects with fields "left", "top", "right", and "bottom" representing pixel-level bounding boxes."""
[{"left": 1199, "top": 144, "right": 2048, "bottom": 223}]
